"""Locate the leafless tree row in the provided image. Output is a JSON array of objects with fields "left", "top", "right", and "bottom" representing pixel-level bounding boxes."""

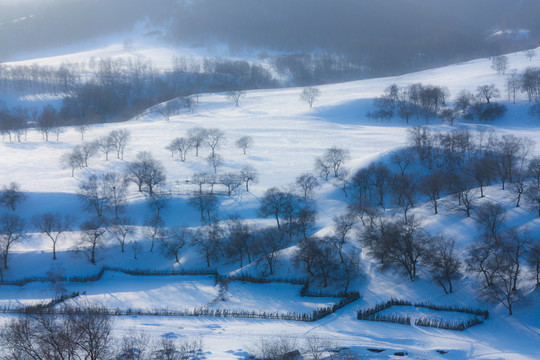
[{"left": 0, "top": 310, "right": 205, "bottom": 360}]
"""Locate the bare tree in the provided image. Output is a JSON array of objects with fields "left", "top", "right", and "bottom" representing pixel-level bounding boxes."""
[
  {"left": 527, "top": 239, "right": 540, "bottom": 286},
  {"left": 295, "top": 237, "right": 320, "bottom": 277},
  {"left": 161, "top": 226, "right": 191, "bottom": 263},
  {"left": 206, "top": 153, "right": 224, "bottom": 174},
  {"left": 251, "top": 336, "right": 298, "bottom": 360},
  {"left": 220, "top": 173, "right": 242, "bottom": 196},
  {"left": 493, "top": 134, "right": 531, "bottom": 186},
  {"left": 79, "top": 141, "right": 98, "bottom": 167},
  {"left": 321, "top": 147, "right": 350, "bottom": 178},
  {"left": 78, "top": 174, "right": 108, "bottom": 217},
  {"left": 390, "top": 149, "right": 414, "bottom": 175},
  {"left": 466, "top": 153, "right": 496, "bottom": 197},
  {"left": 482, "top": 246, "right": 521, "bottom": 316},
  {"left": 340, "top": 249, "right": 362, "bottom": 295},
  {"left": 240, "top": 166, "right": 259, "bottom": 192},
  {"left": 314, "top": 157, "right": 331, "bottom": 180},
  {"left": 143, "top": 215, "right": 166, "bottom": 253},
  {"left": 424, "top": 235, "right": 461, "bottom": 294},
  {"left": 476, "top": 84, "right": 500, "bottom": 104},
  {"left": 166, "top": 137, "right": 191, "bottom": 161},
  {"left": 108, "top": 217, "right": 135, "bottom": 253},
  {"left": 440, "top": 108, "right": 457, "bottom": 126},
  {"left": 512, "top": 169, "right": 526, "bottom": 208},
  {"left": 528, "top": 156, "right": 540, "bottom": 188},
  {"left": 188, "top": 191, "right": 219, "bottom": 224},
  {"left": 0, "top": 311, "right": 113, "bottom": 360},
  {"left": 78, "top": 217, "right": 108, "bottom": 264},
  {"left": 368, "top": 162, "right": 391, "bottom": 209},
  {"left": 304, "top": 335, "right": 335, "bottom": 360},
  {"left": 525, "top": 183, "right": 540, "bottom": 217},
  {"left": 0, "top": 182, "right": 26, "bottom": 210},
  {"left": 327, "top": 213, "right": 357, "bottom": 262},
  {"left": 228, "top": 90, "right": 245, "bottom": 106},
  {"left": 192, "top": 224, "right": 223, "bottom": 267},
  {"left": 103, "top": 171, "right": 129, "bottom": 218},
  {"left": 491, "top": 55, "right": 509, "bottom": 75},
  {"left": 466, "top": 233, "right": 499, "bottom": 288},
  {"left": 206, "top": 128, "right": 225, "bottom": 157},
  {"left": 362, "top": 215, "right": 429, "bottom": 281},
  {"left": 116, "top": 330, "right": 151, "bottom": 360},
  {"left": 96, "top": 135, "right": 115, "bottom": 161},
  {"left": 125, "top": 151, "right": 166, "bottom": 196},
  {"left": 296, "top": 173, "right": 319, "bottom": 199},
  {"left": 235, "top": 135, "right": 253, "bottom": 155},
  {"left": 525, "top": 49, "right": 537, "bottom": 61},
  {"left": 187, "top": 127, "right": 208, "bottom": 156},
  {"left": 61, "top": 147, "right": 85, "bottom": 176},
  {"left": 37, "top": 104, "right": 56, "bottom": 141},
  {"left": 475, "top": 202, "right": 507, "bottom": 238},
  {"left": 421, "top": 171, "right": 445, "bottom": 215},
  {"left": 155, "top": 99, "right": 181, "bottom": 121},
  {"left": 182, "top": 95, "right": 197, "bottom": 113},
  {"left": 255, "top": 227, "right": 290, "bottom": 275},
  {"left": 0, "top": 213, "right": 25, "bottom": 269},
  {"left": 224, "top": 217, "right": 254, "bottom": 267},
  {"left": 68, "top": 311, "right": 113, "bottom": 360},
  {"left": 147, "top": 191, "right": 171, "bottom": 220},
  {"left": 32, "top": 212, "right": 73, "bottom": 260},
  {"left": 505, "top": 228, "right": 532, "bottom": 292},
  {"left": 390, "top": 174, "right": 416, "bottom": 221},
  {"left": 259, "top": 187, "right": 289, "bottom": 230},
  {"left": 312, "top": 240, "right": 340, "bottom": 287},
  {"left": 506, "top": 69, "right": 520, "bottom": 104},
  {"left": 109, "top": 129, "right": 130, "bottom": 160},
  {"left": 350, "top": 168, "right": 373, "bottom": 207},
  {"left": 451, "top": 175, "right": 476, "bottom": 218},
  {"left": 295, "top": 204, "right": 317, "bottom": 240},
  {"left": 300, "top": 87, "right": 321, "bottom": 108}
]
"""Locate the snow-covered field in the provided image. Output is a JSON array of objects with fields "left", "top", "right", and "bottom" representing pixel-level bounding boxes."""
[{"left": 1, "top": 40, "right": 540, "bottom": 359}]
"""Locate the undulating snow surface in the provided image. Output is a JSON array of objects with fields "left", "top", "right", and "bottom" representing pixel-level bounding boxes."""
[{"left": 1, "top": 40, "right": 540, "bottom": 359}]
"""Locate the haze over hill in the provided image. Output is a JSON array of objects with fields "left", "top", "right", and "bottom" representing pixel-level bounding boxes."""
[{"left": 2, "top": 0, "right": 540, "bottom": 77}]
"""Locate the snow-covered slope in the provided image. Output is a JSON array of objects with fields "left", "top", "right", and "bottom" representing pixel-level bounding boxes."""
[{"left": 1, "top": 46, "right": 540, "bottom": 359}]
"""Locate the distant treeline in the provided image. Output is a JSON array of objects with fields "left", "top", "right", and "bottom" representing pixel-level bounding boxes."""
[
  {"left": 167, "top": 0, "right": 540, "bottom": 76},
  {"left": 3, "top": 0, "right": 540, "bottom": 77}
]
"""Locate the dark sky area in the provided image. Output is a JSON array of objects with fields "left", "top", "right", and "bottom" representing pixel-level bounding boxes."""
[{"left": 1, "top": 0, "right": 539, "bottom": 76}]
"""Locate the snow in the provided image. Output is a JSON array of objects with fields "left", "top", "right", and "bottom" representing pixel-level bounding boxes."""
[{"left": 1, "top": 40, "right": 540, "bottom": 359}]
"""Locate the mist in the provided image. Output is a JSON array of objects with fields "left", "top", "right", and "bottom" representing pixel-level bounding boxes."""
[{"left": 1, "top": 0, "right": 540, "bottom": 77}]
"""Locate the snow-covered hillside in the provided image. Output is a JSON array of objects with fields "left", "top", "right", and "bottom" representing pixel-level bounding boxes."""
[{"left": 1, "top": 44, "right": 540, "bottom": 359}]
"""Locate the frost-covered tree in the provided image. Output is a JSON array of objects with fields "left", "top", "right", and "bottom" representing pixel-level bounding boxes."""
[
  {"left": 125, "top": 151, "right": 166, "bottom": 196},
  {"left": 206, "top": 128, "right": 225, "bottom": 158},
  {"left": 166, "top": 137, "right": 191, "bottom": 161},
  {"left": 300, "top": 87, "right": 320, "bottom": 108},
  {"left": 228, "top": 90, "right": 245, "bottom": 107},
  {"left": 235, "top": 135, "right": 253, "bottom": 155},
  {"left": 240, "top": 166, "right": 259, "bottom": 192},
  {"left": 187, "top": 127, "right": 208, "bottom": 156},
  {"left": 109, "top": 129, "right": 130, "bottom": 160}
]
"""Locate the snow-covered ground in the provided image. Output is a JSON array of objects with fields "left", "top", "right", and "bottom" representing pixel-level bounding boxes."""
[{"left": 1, "top": 41, "right": 540, "bottom": 359}]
